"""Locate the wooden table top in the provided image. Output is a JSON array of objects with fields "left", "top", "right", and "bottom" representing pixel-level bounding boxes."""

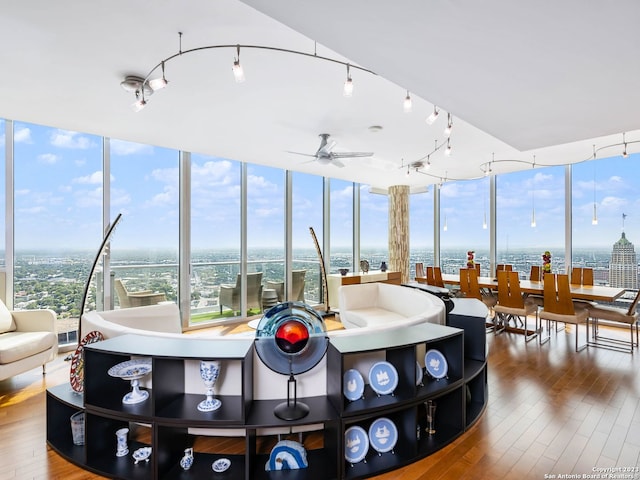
[{"left": 439, "top": 273, "right": 626, "bottom": 302}]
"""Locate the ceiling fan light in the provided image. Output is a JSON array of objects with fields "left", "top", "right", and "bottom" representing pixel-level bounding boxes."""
[{"left": 232, "top": 60, "right": 245, "bottom": 83}]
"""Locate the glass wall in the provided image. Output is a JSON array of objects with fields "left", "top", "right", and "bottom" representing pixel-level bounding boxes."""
[
  {"left": 109, "top": 139, "right": 178, "bottom": 308},
  {"left": 247, "top": 164, "right": 284, "bottom": 316},
  {"left": 440, "top": 178, "right": 490, "bottom": 275},
  {"left": 190, "top": 153, "right": 241, "bottom": 322},
  {"left": 292, "top": 172, "right": 323, "bottom": 304},
  {"left": 360, "top": 185, "right": 388, "bottom": 271},
  {"left": 409, "top": 188, "right": 435, "bottom": 279},
  {"left": 496, "top": 166, "right": 565, "bottom": 278},
  {"left": 13, "top": 123, "right": 103, "bottom": 336},
  {"left": 572, "top": 154, "right": 640, "bottom": 287},
  {"left": 330, "top": 179, "right": 354, "bottom": 273}
]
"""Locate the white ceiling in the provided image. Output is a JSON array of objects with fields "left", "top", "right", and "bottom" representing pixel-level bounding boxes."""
[{"left": 1, "top": 0, "right": 639, "bottom": 189}]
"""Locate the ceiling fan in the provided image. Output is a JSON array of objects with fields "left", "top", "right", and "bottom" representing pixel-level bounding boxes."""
[{"left": 288, "top": 133, "right": 373, "bottom": 168}]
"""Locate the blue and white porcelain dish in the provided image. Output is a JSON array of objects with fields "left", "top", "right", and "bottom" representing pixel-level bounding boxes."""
[
  {"left": 108, "top": 359, "right": 152, "bottom": 380},
  {"left": 368, "top": 361, "right": 398, "bottom": 396},
  {"left": 415, "top": 361, "right": 423, "bottom": 386},
  {"left": 212, "top": 458, "right": 231, "bottom": 472},
  {"left": 368, "top": 417, "right": 398, "bottom": 453},
  {"left": 424, "top": 349, "right": 448, "bottom": 379},
  {"left": 132, "top": 446, "right": 152, "bottom": 464},
  {"left": 343, "top": 369, "right": 365, "bottom": 401},
  {"left": 344, "top": 426, "right": 369, "bottom": 464}
]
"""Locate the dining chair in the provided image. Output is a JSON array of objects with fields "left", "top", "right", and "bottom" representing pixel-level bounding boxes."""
[
  {"left": 426, "top": 266, "right": 445, "bottom": 288},
  {"left": 495, "top": 264, "right": 513, "bottom": 278},
  {"left": 586, "top": 289, "right": 640, "bottom": 353},
  {"left": 415, "top": 263, "right": 426, "bottom": 283},
  {"left": 493, "top": 270, "right": 538, "bottom": 342},
  {"left": 458, "top": 268, "right": 496, "bottom": 322},
  {"left": 570, "top": 267, "right": 594, "bottom": 286},
  {"left": 538, "top": 273, "right": 589, "bottom": 351},
  {"left": 529, "top": 265, "right": 542, "bottom": 282}
]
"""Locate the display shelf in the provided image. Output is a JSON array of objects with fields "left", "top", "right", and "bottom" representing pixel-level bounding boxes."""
[
  {"left": 48, "top": 315, "right": 487, "bottom": 479},
  {"left": 46, "top": 384, "right": 85, "bottom": 465}
]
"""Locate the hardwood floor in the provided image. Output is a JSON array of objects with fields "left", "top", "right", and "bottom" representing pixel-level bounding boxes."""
[{"left": 1, "top": 324, "right": 638, "bottom": 479}]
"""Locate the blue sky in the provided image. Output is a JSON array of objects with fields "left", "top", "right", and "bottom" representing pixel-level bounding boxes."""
[{"left": 2, "top": 119, "right": 639, "bottom": 251}]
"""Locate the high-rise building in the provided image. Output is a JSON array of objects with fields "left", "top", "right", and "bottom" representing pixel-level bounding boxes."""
[{"left": 608, "top": 232, "right": 638, "bottom": 289}]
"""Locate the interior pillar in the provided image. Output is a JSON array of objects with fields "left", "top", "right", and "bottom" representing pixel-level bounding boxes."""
[{"left": 388, "top": 185, "right": 410, "bottom": 283}]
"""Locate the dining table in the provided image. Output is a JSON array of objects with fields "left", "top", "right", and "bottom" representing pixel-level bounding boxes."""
[{"left": 439, "top": 273, "right": 626, "bottom": 302}]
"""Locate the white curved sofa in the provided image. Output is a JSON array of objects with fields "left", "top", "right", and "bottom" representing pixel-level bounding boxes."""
[{"left": 338, "top": 282, "right": 446, "bottom": 329}]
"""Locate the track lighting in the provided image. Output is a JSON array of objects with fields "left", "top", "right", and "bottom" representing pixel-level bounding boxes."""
[
  {"left": 149, "top": 61, "right": 168, "bottom": 91},
  {"left": 622, "top": 132, "right": 629, "bottom": 158},
  {"left": 403, "top": 90, "right": 412, "bottom": 113},
  {"left": 592, "top": 166, "right": 598, "bottom": 225},
  {"left": 443, "top": 113, "right": 452, "bottom": 137},
  {"left": 445, "top": 138, "right": 452, "bottom": 156},
  {"left": 232, "top": 45, "right": 245, "bottom": 83},
  {"left": 123, "top": 33, "right": 377, "bottom": 111},
  {"left": 426, "top": 106, "right": 440, "bottom": 125}
]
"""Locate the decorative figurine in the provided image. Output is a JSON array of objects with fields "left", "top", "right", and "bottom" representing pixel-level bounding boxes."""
[
  {"left": 197, "top": 360, "right": 222, "bottom": 412},
  {"left": 180, "top": 447, "right": 194, "bottom": 470},
  {"left": 115, "top": 427, "right": 129, "bottom": 457}
]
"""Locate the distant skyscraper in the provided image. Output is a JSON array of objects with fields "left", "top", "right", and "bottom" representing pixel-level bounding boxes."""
[{"left": 608, "top": 232, "right": 638, "bottom": 289}]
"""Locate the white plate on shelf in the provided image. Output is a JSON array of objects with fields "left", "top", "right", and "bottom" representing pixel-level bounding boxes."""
[
  {"left": 368, "top": 417, "right": 398, "bottom": 453},
  {"left": 368, "top": 361, "right": 398, "bottom": 396},
  {"left": 344, "top": 426, "right": 369, "bottom": 464},
  {"left": 343, "top": 369, "right": 365, "bottom": 401},
  {"left": 107, "top": 358, "right": 152, "bottom": 380},
  {"left": 415, "top": 361, "right": 423, "bottom": 386},
  {"left": 212, "top": 457, "right": 231, "bottom": 472},
  {"left": 424, "top": 349, "right": 448, "bottom": 379}
]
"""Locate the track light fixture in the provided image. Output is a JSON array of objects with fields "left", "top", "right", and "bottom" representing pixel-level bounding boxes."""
[
  {"left": 426, "top": 106, "right": 440, "bottom": 125},
  {"left": 403, "top": 90, "right": 412, "bottom": 113},
  {"left": 622, "top": 132, "right": 629, "bottom": 158},
  {"left": 343, "top": 64, "right": 354, "bottom": 97},
  {"left": 443, "top": 113, "right": 452, "bottom": 137},
  {"left": 444, "top": 138, "right": 452, "bottom": 156},
  {"left": 122, "top": 33, "right": 376, "bottom": 109},
  {"left": 132, "top": 90, "right": 147, "bottom": 112}
]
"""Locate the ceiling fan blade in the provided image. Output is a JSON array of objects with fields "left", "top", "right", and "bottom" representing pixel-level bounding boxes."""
[
  {"left": 318, "top": 140, "right": 336, "bottom": 156},
  {"left": 330, "top": 151, "right": 374, "bottom": 159},
  {"left": 286, "top": 150, "right": 318, "bottom": 158},
  {"left": 332, "top": 159, "right": 346, "bottom": 168}
]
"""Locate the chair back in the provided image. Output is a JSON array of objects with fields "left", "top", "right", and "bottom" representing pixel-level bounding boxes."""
[
  {"left": 459, "top": 268, "right": 482, "bottom": 300},
  {"left": 246, "top": 272, "right": 264, "bottom": 309},
  {"left": 496, "top": 270, "right": 525, "bottom": 308},
  {"left": 415, "top": 263, "right": 425, "bottom": 279},
  {"left": 292, "top": 269, "right": 306, "bottom": 302},
  {"left": 426, "top": 266, "right": 445, "bottom": 287},
  {"left": 530, "top": 265, "right": 542, "bottom": 281},
  {"left": 114, "top": 279, "right": 131, "bottom": 308},
  {"left": 570, "top": 267, "right": 594, "bottom": 286},
  {"left": 496, "top": 264, "right": 513, "bottom": 277},
  {"left": 542, "top": 273, "right": 575, "bottom": 315},
  {"left": 626, "top": 289, "right": 640, "bottom": 316}
]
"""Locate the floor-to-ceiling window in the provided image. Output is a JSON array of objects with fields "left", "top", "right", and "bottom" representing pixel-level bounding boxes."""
[
  {"left": 360, "top": 185, "right": 388, "bottom": 271},
  {"left": 0, "top": 120, "right": 5, "bottom": 299},
  {"left": 247, "top": 164, "right": 284, "bottom": 315},
  {"left": 109, "top": 139, "right": 178, "bottom": 308},
  {"left": 497, "top": 166, "right": 565, "bottom": 277},
  {"left": 330, "top": 179, "right": 354, "bottom": 273},
  {"left": 572, "top": 154, "right": 640, "bottom": 287},
  {"left": 13, "top": 123, "right": 102, "bottom": 337},
  {"left": 409, "top": 188, "right": 435, "bottom": 278},
  {"left": 189, "top": 154, "right": 241, "bottom": 323},
  {"left": 440, "top": 178, "right": 490, "bottom": 275},
  {"left": 292, "top": 172, "right": 323, "bottom": 304}
]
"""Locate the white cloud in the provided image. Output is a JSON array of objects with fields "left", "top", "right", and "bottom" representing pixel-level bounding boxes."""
[
  {"left": 111, "top": 139, "right": 153, "bottom": 156},
  {"left": 38, "top": 153, "right": 59, "bottom": 165},
  {"left": 111, "top": 188, "right": 131, "bottom": 206},
  {"left": 15, "top": 188, "right": 30, "bottom": 196},
  {"left": 73, "top": 171, "right": 105, "bottom": 185},
  {"left": 14, "top": 127, "right": 32, "bottom": 143},
  {"left": 75, "top": 187, "right": 103, "bottom": 208},
  {"left": 50, "top": 129, "right": 94, "bottom": 149},
  {"left": 18, "top": 206, "right": 47, "bottom": 214}
]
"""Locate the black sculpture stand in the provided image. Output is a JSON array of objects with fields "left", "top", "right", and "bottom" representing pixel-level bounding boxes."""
[{"left": 274, "top": 373, "right": 309, "bottom": 421}]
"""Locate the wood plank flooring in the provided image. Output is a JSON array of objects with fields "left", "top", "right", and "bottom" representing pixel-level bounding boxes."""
[{"left": 1, "top": 323, "right": 638, "bottom": 479}]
